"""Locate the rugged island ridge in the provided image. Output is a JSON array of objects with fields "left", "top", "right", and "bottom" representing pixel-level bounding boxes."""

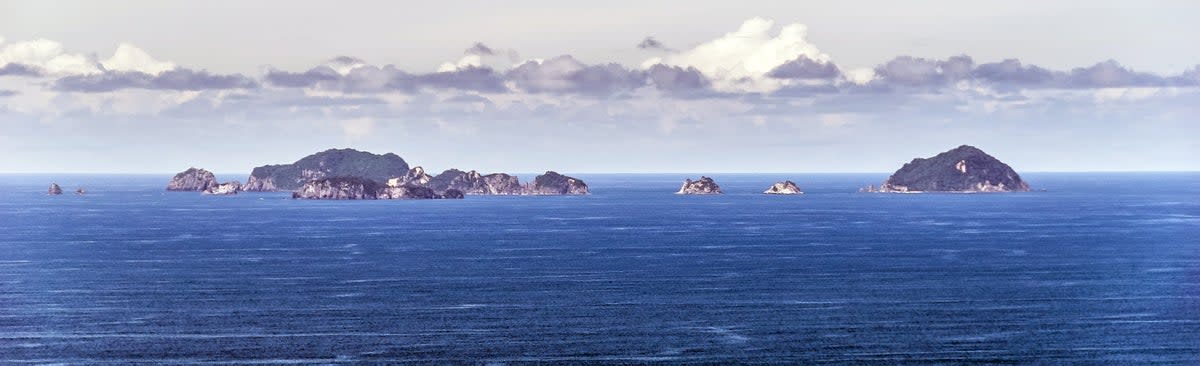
[
  {"left": 764, "top": 181, "right": 803, "bottom": 195},
  {"left": 244, "top": 149, "right": 410, "bottom": 192},
  {"left": 864, "top": 145, "right": 1030, "bottom": 193},
  {"left": 166, "top": 168, "right": 217, "bottom": 191},
  {"left": 677, "top": 177, "right": 722, "bottom": 195}
]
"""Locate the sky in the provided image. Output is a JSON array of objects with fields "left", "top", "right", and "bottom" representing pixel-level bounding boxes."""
[{"left": 1, "top": 0, "right": 1197, "bottom": 174}]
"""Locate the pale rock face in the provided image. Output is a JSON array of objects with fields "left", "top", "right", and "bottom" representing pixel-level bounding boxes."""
[
  {"left": 48, "top": 183, "right": 63, "bottom": 195},
  {"left": 243, "top": 175, "right": 277, "bottom": 192},
  {"left": 676, "top": 176, "right": 723, "bottom": 195},
  {"left": 405, "top": 166, "right": 432, "bottom": 186},
  {"left": 764, "top": 181, "right": 803, "bottom": 194},
  {"left": 291, "top": 177, "right": 463, "bottom": 200},
  {"left": 167, "top": 168, "right": 218, "bottom": 191},
  {"left": 202, "top": 181, "right": 242, "bottom": 195}
]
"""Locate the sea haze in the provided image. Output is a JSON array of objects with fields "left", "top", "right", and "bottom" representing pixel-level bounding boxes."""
[{"left": 1, "top": 173, "right": 1197, "bottom": 363}]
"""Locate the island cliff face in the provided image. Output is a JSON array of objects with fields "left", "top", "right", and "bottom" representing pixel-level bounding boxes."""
[
  {"left": 244, "top": 149, "right": 410, "bottom": 191},
  {"left": 48, "top": 183, "right": 63, "bottom": 195},
  {"left": 167, "top": 168, "right": 218, "bottom": 191},
  {"left": 868, "top": 145, "right": 1030, "bottom": 193},
  {"left": 203, "top": 181, "right": 242, "bottom": 195},
  {"left": 764, "top": 181, "right": 803, "bottom": 194},
  {"left": 677, "top": 177, "right": 723, "bottom": 195},
  {"left": 388, "top": 166, "right": 432, "bottom": 187},
  {"left": 291, "top": 177, "right": 464, "bottom": 200},
  {"left": 528, "top": 171, "right": 589, "bottom": 195},
  {"left": 426, "top": 169, "right": 524, "bottom": 195}
]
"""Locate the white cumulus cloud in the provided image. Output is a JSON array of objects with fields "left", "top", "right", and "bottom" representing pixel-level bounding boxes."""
[
  {"left": 101, "top": 43, "right": 176, "bottom": 74},
  {"left": 645, "top": 17, "right": 833, "bottom": 93},
  {"left": 0, "top": 39, "right": 102, "bottom": 75}
]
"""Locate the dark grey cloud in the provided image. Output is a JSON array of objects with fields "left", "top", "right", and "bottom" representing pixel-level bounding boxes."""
[
  {"left": 1178, "top": 65, "right": 1200, "bottom": 86},
  {"left": 266, "top": 63, "right": 505, "bottom": 93},
  {"left": 646, "top": 64, "right": 710, "bottom": 93},
  {"left": 417, "top": 66, "right": 507, "bottom": 93},
  {"left": 767, "top": 55, "right": 839, "bottom": 80},
  {"left": 466, "top": 42, "right": 495, "bottom": 56},
  {"left": 0, "top": 63, "right": 43, "bottom": 77},
  {"left": 637, "top": 37, "right": 668, "bottom": 50},
  {"left": 872, "top": 55, "right": 975, "bottom": 88},
  {"left": 1063, "top": 60, "right": 1168, "bottom": 88},
  {"left": 971, "top": 59, "right": 1058, "bottom": 86},
  {"left": 264, "top": 66, "right": 342, "bottom": 88},
  {"left": 54, "top": 69, "right": 258, "bottom": 92}
]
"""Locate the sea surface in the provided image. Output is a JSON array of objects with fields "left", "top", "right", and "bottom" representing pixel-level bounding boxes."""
[{"left": 0, "top": 173, "right": 1197, "bottom": 364}]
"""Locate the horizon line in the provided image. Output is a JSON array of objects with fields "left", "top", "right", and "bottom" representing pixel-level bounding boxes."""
[{"left": 3, "top": 170, "right": 1198, "bottom": 175}]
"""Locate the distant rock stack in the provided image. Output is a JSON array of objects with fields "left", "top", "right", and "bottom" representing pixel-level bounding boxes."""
[
  {"left": 676, "top": 177, "right": 722, "bottom": 195},
  {"left": 527, "top": 171, "right": 590, "bottom": 195},
  {"left": 74, "top": 188, "right": 86, "bottom": 195},
  {"left": 203, "top": 181, "right": 242, "bottom": 195},
  {"left": 167, "top": 168, "right": 218, "bottom": 191},
  {"left": 48, "top": 183, "right": 63, "bottom": 195},
  {"left": 764, "top": 181, "right": 803, "bottom": 195},
  {"left": 866, "top": 145, "right": 1031, "bottom": 193}
]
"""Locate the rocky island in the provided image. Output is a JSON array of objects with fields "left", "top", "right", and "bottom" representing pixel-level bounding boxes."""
[
  {"left": 677, "top": 177, "right": 723, "bottom": 195},
  {"left": 764, "top": 181, "right": 803, "bottom": 195},
  {"left": 167, "top": 167, "right": 242, "bottom": 194},
  {"left": 244, "top": 149, "right": 410, "bottom": 192},
  {"left": 166, "top": 168, "right": 217, "bottom": 191},
  {"left": 48, "top": 183, "right": 63, "bottom": 195},
  {"left": 528, "top": 171, "right": 590, "bottom": 195},
  {"left": 864, "top": 145, "right": 1030, "bottom": 193}
]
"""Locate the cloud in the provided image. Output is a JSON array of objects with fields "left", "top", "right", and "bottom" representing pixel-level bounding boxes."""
[
  {"left": 101, "top": 43, "right": 176, "bottom": 74},
  {"left": 53, "top": 68, "right": 258, "bottom": 92},
  {"left": 1063, "top": 60, "right": 1168, "bottom": 88},
  {"left": 0, "top": 63, "right": 42, "bottom": 77},
  {"left": 767, "top": 55, "right": 840, "bottom": 80},
  {"left": 637, "top": 37, "right": 669, "bottom": 50},
  {"left": 0, "top": 39, "right": 101, "bottom": 75},
  {"left": 971, "top": 59, "right": 1057, "bottom": 86},
  {"left": 340, "top": 117, "right": 376, "bottom": 139},
  {"left": 417, "top": 66, "right": 507, "bottom": 93},
  {"left": 264, "top": 65, "right": 342, "bottom": 88},
  {"left": 646, "top": 17, "right": 832, "bottom": 93},
  {"left": 646, "top": 64, "right": 711, "bottom": 93},
  {"left": 0, "top": 89, "right": 17, "bottom": 97},
  {"left": 871, "top": 55, "right": 974, "bottom": 88},
  {"left": 507, "top": 55, "right": 644, "bottom": 95},
  {"left": 465, "top": 42, "right": 495, "bottom": 56}
]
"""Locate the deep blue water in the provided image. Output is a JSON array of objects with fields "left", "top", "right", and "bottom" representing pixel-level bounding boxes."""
[{"left": 1, "top": 173, "right": 1198, "bottom": 364}]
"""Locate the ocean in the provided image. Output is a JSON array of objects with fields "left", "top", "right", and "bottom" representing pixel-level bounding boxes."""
[{"left": 1, "top": 173, "right": 1197, "bottom": 363}]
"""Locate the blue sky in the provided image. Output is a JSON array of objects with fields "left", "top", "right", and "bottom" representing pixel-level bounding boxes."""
[{"left": 1, "top": 1, "right": 1197, "bottom": 173}]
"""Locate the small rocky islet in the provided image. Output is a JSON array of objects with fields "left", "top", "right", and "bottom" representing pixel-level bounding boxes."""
[
  {"left": 676, "top": 176, "right": 723, "bottom": 195},
  {"left": 764, "top": 181, "right": 803, "bottom": 195}
]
